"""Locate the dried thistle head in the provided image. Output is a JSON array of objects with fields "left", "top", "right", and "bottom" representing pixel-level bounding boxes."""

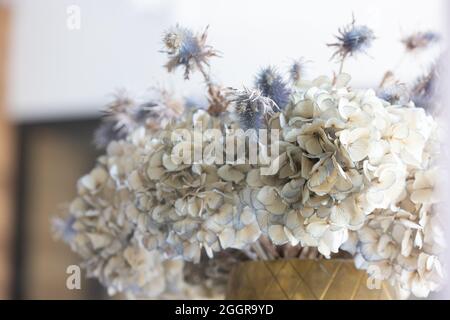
[
  {"left": 206, "top": 84, "right": 230, "bottom": 116},
  {"left": 377, "top": 72, "right": 411, "bottom": 105},
  {"left": 229, "top": 87, "right": 278, "bottom": 130},
  {"left": 162, "top": 24, "right": 218, "bottom": 80},
  {"left": 94, "top": 89, "right": 136, "bottom": 148},
  {"left": 94, "top": 88, "right": 184, "bottom": 148},
  {"left": 402, "top": 31, "right": 440, "bottom": 52},
  {"left": 139, "top": 88, "right": 185, "bottom": 123},
  {"left": 377, "top": 83, "right": 410, "bottom": 105},
  {"left": 94, "top": 121, "right": 126, "bottom": 149},
  {"left": 289, "top": 58, "right": 308, "bottom": 84},
  {"left": 411, "top": 66, "right": 439, "bottom": 111},
  {"left": 254, "top": 66, "right": 291, "bottom": 110},
  {"left": 328, "top": 16, "right": 375, "bottom": 61}
]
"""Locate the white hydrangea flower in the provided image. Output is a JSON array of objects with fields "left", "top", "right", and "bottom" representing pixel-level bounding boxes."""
[
  {"left": 242, "top": 74, "right": 444, "bottom": 297},
  {"left": 56, "top": 73, "right": 444, "bottom": 300}
]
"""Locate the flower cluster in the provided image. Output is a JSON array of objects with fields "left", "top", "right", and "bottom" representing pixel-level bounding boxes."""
[
  {"left": 54, "top": 135, "right": 223, "bottom": 299},
  {"left": 55, "top": 23, "right": 444, "bottom": 300},
  {"left": 241, "top": 74, "right": 443, "bottom": 298},
  {"left": 128, "top": 110, "right": 264, "bottom": 262}
]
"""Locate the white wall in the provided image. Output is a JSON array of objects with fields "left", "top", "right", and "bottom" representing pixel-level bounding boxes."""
[{"left": 6, "top": 0, "right": 446, "bottom": 121}]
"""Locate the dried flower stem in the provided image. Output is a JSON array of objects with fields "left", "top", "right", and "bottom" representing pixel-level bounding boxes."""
[
  {"left": 338, "top": 53, "right": 347, "bottom": 75},
  {"left": 253, "top": 243, "right": 268, "bottom": 260},
  {"left": 331, "top": 54, "right": 347, "bottom": 85},
  {"left": 378, "top": 52, "right": 407, "bottom": 89},
  {"left": 378, "top": 71, "right": 394, "bottom": 88}
]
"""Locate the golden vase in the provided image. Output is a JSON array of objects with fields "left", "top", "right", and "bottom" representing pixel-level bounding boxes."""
[{"left": 226, "top": 259, "right": 395, "bottom": 300}]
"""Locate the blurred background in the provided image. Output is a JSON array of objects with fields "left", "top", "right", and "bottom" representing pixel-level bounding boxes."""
[{"left": 0, "top": 0, "right": 447, "bottom": 299}]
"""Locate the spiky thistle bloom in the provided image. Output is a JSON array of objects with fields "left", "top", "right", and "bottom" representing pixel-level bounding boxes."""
[
  {"left": 289, "top": 58, "right": 308, "bottom": 84},
  {"left": 229, "top": 88, "right": 277, "bottom": 130},
  {"left": 94, "top": 90, "right": 136, "bottom": 148},
  {"left": 94, "top": 89, "right": 184, "bottom": 148},
  {"left": 328, "top": 17, "right": 375, "bottom": 62},
  {"left": 411, "top": 66, "right": 439, "bottom": 111},
  {"left": 254, "top": 66, "right": 291, "bottom": 109},
  {"left": 402, "top": 31, "right": 440, "bottom": 52},
  {"left": 377, "top": 83, "right": 410, "bottom": 105},
  {"left": 206, "top": 83, "right": 230, "bottom": 116},
  {"left": 162, "top": 25, "right": 217, "bottom": 80},
  {"left": 137, "top": 88, "right": 185, "bottom": 125}
]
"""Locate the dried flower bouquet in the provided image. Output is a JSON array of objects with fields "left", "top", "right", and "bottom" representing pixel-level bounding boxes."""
[{"left": 54, "top": 18, "right": 445, "bottom": 299}]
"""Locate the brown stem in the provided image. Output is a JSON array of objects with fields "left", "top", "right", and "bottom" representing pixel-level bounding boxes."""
[
  {"left": 241, "top": 248, "right": 258, "bottom": 261},
  {"left": 197, "top": 62, "right": 213, "bottom": 89},
  {"left": 299, "top": 247, "right": 309, "bottom": 259},
  {"left": 332, "top": 53, "right": 347, "bottom": 85},
  {"left": 251, "top": 242, "right": 269, "bottom": 260},
  {"left": 413, "top": 72, "right": 433, "bottom": 95},
  {"left": 197, "top": 62, "right": 229, "bottom": 116},
  {"left": 379, "top": 71, "right": 394, "bottom": 88},
  {"left": 338, "top": 54, "right": 347, "bottom": 75},
  {"left": 258, "top": 237, "right": 277, "bottom": 260}
]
